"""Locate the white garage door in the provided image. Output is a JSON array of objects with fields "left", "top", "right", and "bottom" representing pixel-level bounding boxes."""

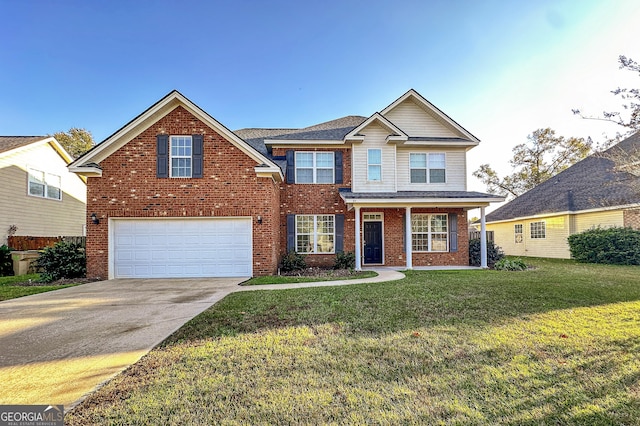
[{"left": 111, "top": 218, "right": 252, "bottom": 278}]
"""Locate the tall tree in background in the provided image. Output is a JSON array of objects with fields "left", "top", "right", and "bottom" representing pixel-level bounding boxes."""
[
  {"left": 573, "top": 55, "right": 640, "bottom": 139},
  {"left": 573, "top": 55, "right": 640, "bottom": 185},
  {"left": 52, "top": 128, "right": 95, "bottom": 159},
  {"left": 473, "top": 128, "right": 592, "bottom": 200}
]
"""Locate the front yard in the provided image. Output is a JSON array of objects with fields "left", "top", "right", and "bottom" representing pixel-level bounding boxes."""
[
  {"left": 67, "top": 258, "right": 640, "bottom": 425},
  {"left": 0, "top": 274, "right": 79, "bottom": 301}
]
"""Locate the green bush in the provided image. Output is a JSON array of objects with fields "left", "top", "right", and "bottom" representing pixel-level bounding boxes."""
[
  {"left": 334, "top": 251, "right": 355, "bottom": 270},
  {"left": 34, "top": 241, "right": 86, "bottom": 283},
  {"left": 494, "top": 257, "right": 528, "bottom": 271},
  {"left": 568, "top": 227, "right": 640, "bottom": 265},
  {"left": 468, "top": 238, "right": 504, "bottom": 267},
  {"left": 0, "top": 245, "right": 13, "bottom": 277},
  {"left": 280, "top": 250, "right": 307, "bottom": 272}
]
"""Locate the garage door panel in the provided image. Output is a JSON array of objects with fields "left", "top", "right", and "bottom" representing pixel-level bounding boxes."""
[{"left": 113, "top": 218, "right": 252, "bottom": 278}]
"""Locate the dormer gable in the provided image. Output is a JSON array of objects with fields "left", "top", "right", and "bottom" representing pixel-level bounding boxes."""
[{"left": 344, "top": 113, "right": 408, "bottom": 144}]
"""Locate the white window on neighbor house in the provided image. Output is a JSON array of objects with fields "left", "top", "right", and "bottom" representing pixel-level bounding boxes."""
[
  {"left": 28, "top": 168, "right": 61, "bottom": 200},
  {"left": 411, "top": 214, "right": 448, "bottom": 252},
  {"left": 295, "top": 152, "right": 334, "bottom": 183},
  {"left": 530, "top": 221, "right": 546, "bottom": 239},
  {"left": 170, "top": 136, "right": 192, "bottom": 177},
  {"left": 295, "top": 215, "right": 335, "bottom": 253},
  {"left": 367, "top": 149, "right": 382, "bottom": 181},
  {"left": 514, "top": 224, "right": 523, "bottom": 243},
  {"left": 410, "top": 153, "right": 446, "bottom": 183}
]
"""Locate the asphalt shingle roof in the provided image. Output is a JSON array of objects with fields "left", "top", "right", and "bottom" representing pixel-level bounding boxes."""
[
  {"left": 485, "top": 132, "right": 640, "bottom": 222},
  {"left": 0, "top": 136, "right": 46, "bottom": 155},
  {"left": 234, "top": 116, "right": 367, "bottom": 156}
]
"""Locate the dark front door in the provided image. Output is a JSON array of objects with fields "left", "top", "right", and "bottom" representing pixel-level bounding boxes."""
[{"left": 364, "top": 221, "right": 383, "bottom": 264}]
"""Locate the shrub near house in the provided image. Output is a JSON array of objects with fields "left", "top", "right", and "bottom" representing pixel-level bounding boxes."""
[{"left": 568, "top": 227, "right": 640, "bottom": 265}]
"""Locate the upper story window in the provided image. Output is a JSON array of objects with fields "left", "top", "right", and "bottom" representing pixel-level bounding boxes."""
[
  {"left": 530, "top": 221, "right": 546, "bottom": 239},
  {"left": 367, "top": 149, "right": 382, "bottom": 181},
  {"left": 295, "top": 152, "right": 334, "bottom": 183},
  {"left": 410, "top": 153, "right": 446, "bottom": 183},
  {"left": 28, "top": 168, "right": 61, "bottom": 200},
  {"left": 411, "top": 214, "right": 448, "bottom": 252},
  {"left": 514, "top": 224, "right": 523, "bottom": 243},
  {"left": 170, "top": 136, "right": 192, "bottom": 178}
]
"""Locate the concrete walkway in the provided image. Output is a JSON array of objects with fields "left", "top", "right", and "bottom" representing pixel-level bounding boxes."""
[
  {"left": 0, "top": 269, "right": 406, "bottom": 410},
  {"left": 236, "top": 267, "right": 406, "bottom": 291}
]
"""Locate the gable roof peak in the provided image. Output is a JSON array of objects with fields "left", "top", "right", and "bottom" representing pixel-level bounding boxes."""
[{"left": 381, "top": 89, "right": 480, "bottom": 143}]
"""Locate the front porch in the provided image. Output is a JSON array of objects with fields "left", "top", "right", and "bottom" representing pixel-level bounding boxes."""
[{"left": 339, "top": 190, "right": 504, "bottom": 271}]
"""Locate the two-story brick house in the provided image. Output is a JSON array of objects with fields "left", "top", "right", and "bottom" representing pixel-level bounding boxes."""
[{"left": 69, "top": 89, "right": 503, "bottom": 279}]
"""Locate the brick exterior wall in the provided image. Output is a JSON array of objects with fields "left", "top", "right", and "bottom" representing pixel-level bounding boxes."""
[
  {"left": 273, "top": 147, "right": 353, "bottom": 269},
  {"left": 273, "top": 146, "right": 469, "bottom": 268},
  {"left": 89, "top": 107, "right": 473, "bottom": 278},
  {"left": 359, "top": 207, "right": 469, "bottom": 267},
  {"left": 622, "top": 209, "right": 640, "bottom": 229},
  {"left": 86, "top": 106, "right": 280, "bottom": 279},
  {"left": 624, "top": 208, "right": 640, "bottom": 230}
]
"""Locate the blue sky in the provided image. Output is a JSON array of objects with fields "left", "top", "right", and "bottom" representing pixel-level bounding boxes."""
[{"left": 2, "top": 0, "right": 639, "bottom": 192}]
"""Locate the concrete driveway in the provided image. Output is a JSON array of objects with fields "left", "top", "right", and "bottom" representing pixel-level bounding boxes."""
[{"left": 0, "top": 277, "right": 245, "bottom": 409}]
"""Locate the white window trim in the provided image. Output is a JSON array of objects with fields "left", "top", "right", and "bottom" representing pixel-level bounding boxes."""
[
  {"left": 411, "top": 213, "right": 448, "bottom": 252},
  {"left": 27, "top": 167, "right": 62, "bottom": 201},
  {"left": 295, "top": 152, "right": 335, "bottom": 184},
  {"left": 409, "top": 152, "right": 447, "bottom": 184},
  {"left": 363, "top": 212, "right": 384, "bottom": 265},
  {"left": 514, "top": 224, "right": 523, "bottom": 243},
  {"left": 530, "top": 221, "right": 546, "bottom": 239},
  {"left": 295, "top": 214, "right": 336, "bottom": 254},
  {"left": 169, "top": 135, "right": 193, "bottom": 178},
  {"left": 367, "top": 149, "right": 382, "bottom": 182}
]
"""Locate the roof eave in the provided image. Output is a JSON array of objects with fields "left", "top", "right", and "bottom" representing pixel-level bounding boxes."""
[
  {"left": 486, "top": 202, "right": 640, "bottom": 224},
  {"left": 254, "top": 165, "right": 284, "bottom": 182},
  {"left": 68, "top": 165, "right": 103, "bottom": 177},
  {"left": 265, "top": 139, "right": 346, "bottom": 146}
]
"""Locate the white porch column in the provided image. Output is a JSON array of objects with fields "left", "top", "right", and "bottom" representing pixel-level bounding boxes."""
[
  {"left": 480, "top": 206, "right": 488, "bottom": 268},
  {"left": 405, "top": 207, "right": 412, "bottom": 270},
  {"left": 354, "top": 206, "right": 362, "bottom": 271}
]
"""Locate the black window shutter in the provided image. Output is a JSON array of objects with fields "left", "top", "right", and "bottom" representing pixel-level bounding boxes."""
[
  {"left": 192, "top": 134, "right": 203, "bottom": 178},
  {"left": 334, "top": 151, "right": 343, "bottom": 184},
  {"left": 449, "top": 213, "right": 458, "bottom": 252},
  {"left": 286, "top": 150, "right": 295, "bottom": 184},
  {"left": 156, "top": 134, "right": 169, "bottom": 178},
  {"left": 287, "top": 214, "right": 295, "bottom": 251},
  {"left": 335, "top": 214, "right": 344, "bottom": 252}
]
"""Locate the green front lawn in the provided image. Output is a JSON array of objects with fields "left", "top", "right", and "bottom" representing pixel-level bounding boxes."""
[
  {"left": 0, "top": 274, "right": 78, "bottom": 301},
  {"left": 67, "top": 258, "right": 640, "bottom": 425}
]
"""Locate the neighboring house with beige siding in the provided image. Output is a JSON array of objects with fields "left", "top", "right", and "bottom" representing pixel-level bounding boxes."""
[
  {"left": 0, "top": 136, "right": 87, "bottom": 245},
  {"left": 485, "top": 133, "right": 640, "bottom": 259}
]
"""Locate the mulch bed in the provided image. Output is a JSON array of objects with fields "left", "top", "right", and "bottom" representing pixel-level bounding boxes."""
[{"left": 280, "top": 267, "right": 362, "bottom": 277}]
